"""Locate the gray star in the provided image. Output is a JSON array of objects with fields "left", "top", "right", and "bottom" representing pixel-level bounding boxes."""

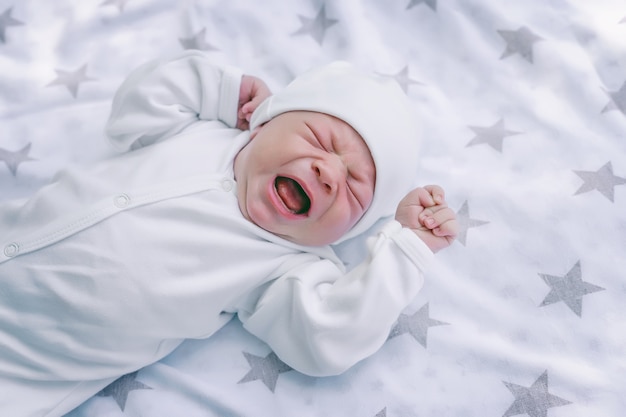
[
  {"left": 455, "top": 201, "right": 489, "bottom": 246},
  {"left": 238, "top": 351, "right": 292, "bottom": 392},
  {"left": 406, "top": 0, "right": 438, "bottom": 11},
  {"left": 375, "top": 407, "right": 387, "bottom": 417},
  {"left": 46, "top": 64, "right": 96, "bottom": 98},
  {"left": 0, "top": 143, "right": 35, "bottom": 176},
  {"left": 100, "top": 0, "right": 132, "bottom": 12},
  {"left": 380, "top": 66, "right": 422, "bottom": 94},
  {"left": 179, "top": 27, "right": 218, "bottom": 51},
  {"left": 388, "top": 303, "right": 448, "bottom": 348},
  {"left": 574, "top": 161, "right": 625, "bottom": 202},
  {"left": 502, "top": 370, "right": 572, "bottom": 417},
  {"left": 96, "top": 371, "right": 152, "bottom": 411},
  {"left": 292, "top": 6, "right": 338, "bottom": 45},
  {"left": 602, "top": 81, "right": 626, "bottom": 115},
  {"left": 467, "top": 118, "right": 522, "bottom": 152},
  {"left": 539, "top": 261, "right": 605, "bottom": 317},
  {"left": 497, "top": 27, "right": 543, "bottom": 63},
  {"left": 0, "top": 7, "right": 24, "bottom": 43}
]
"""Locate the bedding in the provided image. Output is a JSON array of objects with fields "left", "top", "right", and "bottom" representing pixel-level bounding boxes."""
[{"left": 1, "top": 0, "right": 625, "bottom": 416}]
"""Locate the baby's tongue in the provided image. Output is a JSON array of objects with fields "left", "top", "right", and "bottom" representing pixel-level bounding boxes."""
[{"left": 275, "top": 177, "right": 309, "bottom": 214}]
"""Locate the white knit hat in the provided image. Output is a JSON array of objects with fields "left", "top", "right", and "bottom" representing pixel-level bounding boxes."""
[{"left": 249, "top": 61, "right": 421, "bottom": 243}]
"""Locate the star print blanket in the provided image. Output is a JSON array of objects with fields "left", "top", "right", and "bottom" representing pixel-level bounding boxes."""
[{"left": 1, "top": 0, "right": 625, "bottom": 416}]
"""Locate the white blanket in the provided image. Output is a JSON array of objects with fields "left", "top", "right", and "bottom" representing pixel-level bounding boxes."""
[{"left": 1, "top": 0, "right": 624, "bottom": 416}]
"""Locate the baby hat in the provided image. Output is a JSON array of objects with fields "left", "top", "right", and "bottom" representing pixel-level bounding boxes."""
[{"left": 249, "top": 61, "right": 421, "bottom": 243}]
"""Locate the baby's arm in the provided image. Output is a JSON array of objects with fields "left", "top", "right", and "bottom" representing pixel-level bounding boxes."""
[
  {"left": 106, "top": 51, "right": 243, "bottom": 151},
  {"left": 237, "top": 222, "right": 434, "bottom": 377},
  {"left": 237, "top": 187, "right": 456, "bottom": 377},
  {"left": 395, "top": 185, "right": 458, "bottom": 253}
]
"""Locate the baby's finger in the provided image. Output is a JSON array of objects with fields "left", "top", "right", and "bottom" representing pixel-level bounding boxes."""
[
  {"left": 412, "top": 187, "right": 436, "bottom": 207},
  {"left": 433, "top": 217, "right": 458, "bottom": 238},
  {"left": 424, "top": 185, "right": 446, "bottom": 205},
  {"left": 241, "top": 101, "right": 253, "bottom": 115},
  {"left": 236, "top": 119, "right": 249, "bottom": 131},
  {"left": 243, "top": 96, "right": 266, "bottom": 117},
  {"left": 420, "top": 206, "right": 455, "bottom": 230},
  {"left": 395, "top": 200, "right": 425, "bottom": 229}
]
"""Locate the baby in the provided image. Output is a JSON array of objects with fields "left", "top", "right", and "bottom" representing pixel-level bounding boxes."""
[{"left": 0, "top": 51, "right": 456, "bottom": 416}]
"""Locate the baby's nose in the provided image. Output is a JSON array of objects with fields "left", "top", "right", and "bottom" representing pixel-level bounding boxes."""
[{"left": 313, "top": 155, "right": 347, "bottom": 193}]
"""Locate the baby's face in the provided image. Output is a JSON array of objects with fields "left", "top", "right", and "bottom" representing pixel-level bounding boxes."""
[{"left": 234, "top": 111, "right": 376, "bottom": 246}]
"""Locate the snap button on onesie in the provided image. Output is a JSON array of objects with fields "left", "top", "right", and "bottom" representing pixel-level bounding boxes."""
[{"left": 3, "top": 243, "right": 19, "bottom": 258}]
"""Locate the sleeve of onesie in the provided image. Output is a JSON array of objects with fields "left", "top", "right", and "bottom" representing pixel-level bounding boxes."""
[
  {"left": 238, "top": 220, "right": 435, "bottom": 377},
  {"left": 105, "top": 51, "right": 243, "bottom": 152}
]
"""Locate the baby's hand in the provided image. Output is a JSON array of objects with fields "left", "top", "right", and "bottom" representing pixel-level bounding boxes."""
[
  {"left": 395, "top": 185, "right": 458, "bottom": 253},
  {"left": 237, "top": 75, "right": 271, "bottom": 130}
]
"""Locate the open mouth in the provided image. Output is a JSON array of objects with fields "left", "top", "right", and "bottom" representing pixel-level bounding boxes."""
[{"left": 274, "top": 176, "right": 311, "bottom": 215}]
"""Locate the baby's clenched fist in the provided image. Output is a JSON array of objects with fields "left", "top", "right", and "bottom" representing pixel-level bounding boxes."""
[
  {"left": 395, "top": 185, "right": 458, "bottom": 253},
  {"left": 237, "top": 75, "right": 271, "bottom": 131}
]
